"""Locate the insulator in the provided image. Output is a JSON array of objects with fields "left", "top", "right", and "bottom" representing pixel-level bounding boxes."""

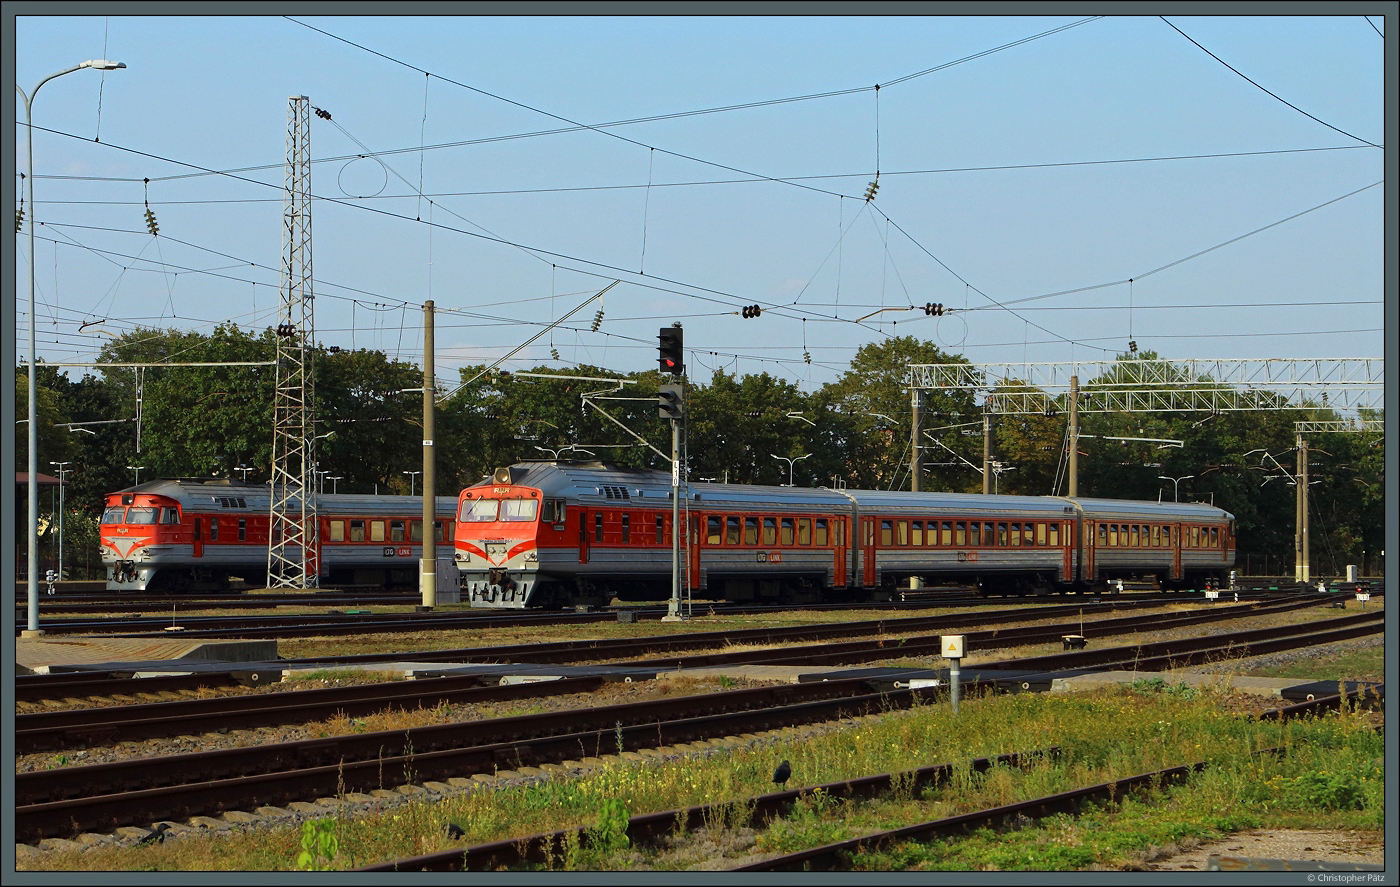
[
  {"left": 315, "top": 108, "right": 332, "bottom": 120},
  {"left": 1128, "top": 340, "right": 1138, "bottom": 353},
  {"left": 804, "top": 351, "right": 811, "bottom": 364},
  {"left": 591, "top": 308, "right": 604, "bottom": 332},
  {"left": 15, "top": 206, "right": 23, "bottom": 233},
  {"left": 864, "top": 180, "right": 880, "bottom": 202},
  {"left": 550, "top": 348, "right": 560, "bottom": 361},
  {"left": 144, "top": 207, "right": 159, "bottom": 237}
]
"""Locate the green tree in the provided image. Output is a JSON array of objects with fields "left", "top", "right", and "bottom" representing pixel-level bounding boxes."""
[{"left": 688, "top": 369, "right": 812, "bottom": 485}]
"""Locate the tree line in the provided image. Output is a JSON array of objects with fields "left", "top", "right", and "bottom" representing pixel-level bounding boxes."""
[{"left": 16, "top": 325, "right": 1383, "bottom": 579}]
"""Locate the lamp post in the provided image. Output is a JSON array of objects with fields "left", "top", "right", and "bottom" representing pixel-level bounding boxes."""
[
  {"left": 50, "top": 461, "right": 72, "bottom": 580},
  {"left": 326, "top": 476, "right": 343, "bottom": 494},
  {"left": 403, "top": 470, "right": 421, "bottom": 496},
  {"left": 1158, "top": 475, "right": 1194, "bottom": 502},
  {"left": 235, "top": 464, "right": 252, "bottom": 481},
  {"left": 126, "top": 465, "right": 145, "bottom": 486},
  {"left": 19, "top": 58, "right": 126, "bottom": 635},
  {"left": 770, "top": 453, "right": 812, "bottom": 487}
]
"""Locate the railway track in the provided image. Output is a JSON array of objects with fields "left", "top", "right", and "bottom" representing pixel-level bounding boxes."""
[
  {"left": 13, "top": 610, "right": 1382, "bottom": 844},
  {"left": 359, "top": 693, "right": 1367, "bottom": 872}
]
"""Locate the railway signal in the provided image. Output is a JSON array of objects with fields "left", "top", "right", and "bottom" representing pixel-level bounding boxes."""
[
  {"left": 658, "top": 325, "right": 684, "bottom": 376},
  {"left": 658, "top": 383, "right": 685, "bottom": 420}
]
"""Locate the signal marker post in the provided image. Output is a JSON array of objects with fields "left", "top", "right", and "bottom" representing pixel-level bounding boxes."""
[{"left": 658, "top": 325, "right": 686, "bottom": 622}]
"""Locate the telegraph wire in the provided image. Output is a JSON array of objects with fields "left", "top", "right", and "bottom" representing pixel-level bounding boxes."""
[{"left": 1160, "top": 17, "right": 1382, "bottom": 149}]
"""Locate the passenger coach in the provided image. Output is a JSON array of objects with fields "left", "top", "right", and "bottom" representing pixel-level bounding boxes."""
[{"left": 454, "top": 462, "right": 1235, "bottom": 608}]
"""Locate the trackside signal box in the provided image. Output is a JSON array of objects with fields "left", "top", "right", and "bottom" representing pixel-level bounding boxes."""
[{"left": 942, "top": 635, "right": 964, "bottom": 658}]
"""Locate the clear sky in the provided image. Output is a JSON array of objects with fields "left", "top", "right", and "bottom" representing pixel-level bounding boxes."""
[{"left": 9, "top": 9, "right": 1389, "bottom": 393}]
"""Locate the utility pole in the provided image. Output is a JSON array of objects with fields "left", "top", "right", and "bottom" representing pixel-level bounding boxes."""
[
  {"left": 909, "top": 387, "right": 922, "bottom": 492},
  {"left": 982, "top": 405, "right": 993, "bottom": 495},
  {"left": 1296, "top": 431, "right": 1308, "bottom": 584},
  {"left": 421, "top": 300, "right": 437, "bottom": 608},
  {"left": 1067, "top": 375, "right": 1079, "bottom": 498}
]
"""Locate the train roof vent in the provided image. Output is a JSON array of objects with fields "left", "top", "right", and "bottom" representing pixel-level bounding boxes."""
[
  {"left": 214, "top": 496, "right": 249, "bottom": 508},
  {"left": 601, "top": 485, "right": 630, "bottom": 500}
]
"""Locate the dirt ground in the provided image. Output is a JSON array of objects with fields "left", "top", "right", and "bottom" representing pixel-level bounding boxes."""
[{"left": 1131, "top": 828, "right": 1386, "bottom": 871}]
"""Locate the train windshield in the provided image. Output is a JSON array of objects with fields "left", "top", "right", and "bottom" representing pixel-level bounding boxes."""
[
  {"left": 126, "top": 507, "right": 159, "bottom": 524},
  {"left": 101, "top": 506, "right": 126, "bottom": 524},
  {"left": 500, "top": 499, "right": 538, "bottom": 522},
  {"left": 461, "top": 499, "right": 500, "bottom": 522}
]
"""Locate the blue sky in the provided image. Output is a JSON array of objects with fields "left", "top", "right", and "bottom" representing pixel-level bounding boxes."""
[{"left": 10, "top": 11, "right": 1387, "bottom": 391}]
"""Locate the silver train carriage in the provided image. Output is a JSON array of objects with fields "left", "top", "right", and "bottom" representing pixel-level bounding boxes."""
[
  {"left": 100, "top": 478, "right": 457, "bottom": 592},
  {"left": 454, "top": 462, "right": 1235, "bottom": 608}
]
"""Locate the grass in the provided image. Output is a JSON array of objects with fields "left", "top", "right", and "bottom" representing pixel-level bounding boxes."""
[{"left": 24, "top": 664, "right": 1384, "bottom": 872}]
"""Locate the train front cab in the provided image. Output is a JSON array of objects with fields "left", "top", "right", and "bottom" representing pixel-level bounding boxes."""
[
  {"left": 454, "top": 482, "right": 543, "bottom": 608},
  {"left": 100, "top": 491, "right": 183, "bottom": 591}
]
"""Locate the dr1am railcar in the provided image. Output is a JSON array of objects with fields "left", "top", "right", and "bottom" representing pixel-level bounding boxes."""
[
  {"left": 100, "top": 478, "right": 457, "bottom": 592},
  {"left": 453, "top": 462, "right": 1235, "bottom": 609}
]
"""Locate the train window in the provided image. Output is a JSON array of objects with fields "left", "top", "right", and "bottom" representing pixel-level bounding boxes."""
[
  {"left": 390, "top": 520, "right": 405, "bottom": 543},
  {"left": 1048, "top": 523, "right": 1059, "bottom": 547},
  {"left": 726, "top": 517, "right": 741, "bottom": 545},
  {"left": 543, "top": 499, "right": 566, "bottom": 523},
  {"left": 238, "top": 519, "right": 247, "bottom": 541},
  {"left": 911, "top": 521, "right": 923, "bottom": 546},
  {"left": 1009, "top": 523, "right": 1021, "bottom": 546},
  {"left": 996, "top": 523, "right": 1008, "bottom": 546},
  {"left": 896, "top": 521, "right": 909, "bottom": 545},
  {"left": 438, "top": 520, "right": 453, "bottom": 542},
  {"left": 595, "top": 513, "right": 604, "bottom": 543},
  {"left": 879, "top": 520, "right": 893, "bottom": 546},
  {"left": 621, "top": 514, "right": 631, "bottom": 543},
  {"left": 410, "top": 521, "right": 423, "bottom": 542},
  {"left": 744, "top": 518, "right": 758, "bottom": 546},
  {"left": 349, "top": 520, "right": 365, "bottom": 542},
  {"left": 942, "top": 521, "right": 953, "bottom": 546},
  {"left": 161, "top": 507, "right": 180, "bottom": 524},
  {"left": 963, "top": 522, "right": 976, "bottom": 546},
  {"left": 461, "top": 499, "right": 499, "bottom": 523},
  {"left": 1210, "top": 527, "right": 1219, "bottom": 547},
  {"left": 762, "top": 517, "right": 776, "bottom": 546},
  {"left": 209, "top": 518, "right": 218, "bottom": 541},
  {"left": 780, "top": 518, "right": 794, "bottom": 546},
  {"left": 814, "top": 519, "right": 829, "bottom": 547},
  {"left": 955, "top": 522, "right": 967, "bottom": 546},
  {"left": 797, "top": 518, "right": 811, "bottom": 545},
  {"left": 707, "top": 516, "right": 722, "bottom": 545},
  {"left": 101, "top": 506, "right": 126, "bottom": 524},
  {"left": 1036, "top": 522, "right": 1047, "bottom": 546},
  {"left": 656, "top": 515, "right": 666, "bottom": 545},
  {"left": 127, "top": 507, "right": 158, "bottom": 524},
  {"left": 501, "top": 499, "right": 538, "bottom": 522},
  {"left": 329, "top": 520, "right": 345, "bottom": 542},
  {"left": 982, "top": 523, "right": 994, "bottom": 545},
  {"left": 1131, "top": 525, "right": 1141, "bottom": 547},
  {"left": 1095, "top": 524, "right": 1106, "bottom": 546},
  {"left": 1191, "top": 526, "right": 1201, "bottom": 548},
  {"left": 368, "top": 520, "right": 384, "bottom": 543},
  {"left": 1150, "top": 525, "right": 1160, "bottom": 547}
]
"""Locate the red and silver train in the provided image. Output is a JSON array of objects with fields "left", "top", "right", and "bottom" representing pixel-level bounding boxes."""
[
  {"left": 100, "top": 479, "right": 456, "bottom": 592},
  {"left": 454, "top": 461, "right": 1236, "bottom": 608}
]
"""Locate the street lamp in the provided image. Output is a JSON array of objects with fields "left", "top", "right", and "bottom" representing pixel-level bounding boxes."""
[
  {"left": 326, "top": 476, "right": 344, "bottom": 494},
  {"left": 1158, "top": 475, "right": 1194, "bottom": 502},
  {"left": 126, "top": 465, "right": 145, "bottom": 486},
  {"left": 235, "top": 464, "right": 252, "bottom": 481},
  {"left": 403, "top": 470, "right": 422, "bottom": 496},
  {"left": 19, "top": 58, "right": 126, "bottom": 634},
  {"left": 50, "top": 461, "right": 72, "bottom": 580},
  {"left": 770, "top": 453, "right": 812, "bottom": 487}
]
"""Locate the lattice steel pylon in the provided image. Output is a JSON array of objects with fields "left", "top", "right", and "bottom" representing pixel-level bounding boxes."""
[{"left": 268, "top": 95, "right": 318, "bottom": 588}]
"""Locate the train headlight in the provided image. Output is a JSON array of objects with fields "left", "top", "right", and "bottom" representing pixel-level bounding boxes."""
[
  {"left": 455, "top": 552, "right": 469, "bottom": 563},
  {"left": 524, "top": 551, "right": 538, "bottom": 562}
]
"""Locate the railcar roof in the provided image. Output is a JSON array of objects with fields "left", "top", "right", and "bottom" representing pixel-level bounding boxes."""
[
  {"left": 109, "top": 479, "right": 455, "bottom": 514},
  {"left": 484, "top": 463, "right": 1232, "bottom": 519}
]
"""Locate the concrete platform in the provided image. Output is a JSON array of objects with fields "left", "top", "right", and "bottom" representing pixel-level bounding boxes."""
[{"left": 15, "top": 636, "right": 278, "bottom": 675}]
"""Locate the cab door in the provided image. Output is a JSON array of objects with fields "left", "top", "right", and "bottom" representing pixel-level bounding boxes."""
[
  {"left": 861, "top": 516, "right": 877, "bottom": 587},
  {"left": 192, "top": 517, "right": 204, "bottom": 558},
  {"left": 578, "top": 510, "right": 590, "bottom": 564}
]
